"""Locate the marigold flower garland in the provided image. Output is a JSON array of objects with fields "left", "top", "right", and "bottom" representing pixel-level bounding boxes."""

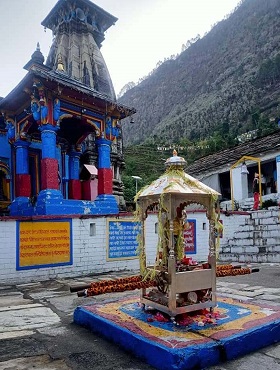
[
  {"left": 86, "top": 275, "right": 157, "bottom": 297},
  {"left": 84, "top": 265, "right": 255, "bottom": 297}
]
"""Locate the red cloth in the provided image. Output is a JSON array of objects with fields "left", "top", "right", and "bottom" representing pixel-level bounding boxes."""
[{"left": 253, "top": 192, "right": 260, "bottom": 210}]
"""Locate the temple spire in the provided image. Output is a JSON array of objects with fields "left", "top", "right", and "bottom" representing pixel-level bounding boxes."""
[{"left": 41, "top": 0, "right": 117, "bottom": 100}]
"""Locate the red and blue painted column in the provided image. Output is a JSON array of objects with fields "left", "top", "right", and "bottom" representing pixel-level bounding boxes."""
[
  {"left": 95, "top": 137, "right": 118, "bottom": 213},
  {"left": 14, "top": 140, "right": 31, "bottom": 197},
  {"left": 10, "top": 139, "right": 33, "bottom": 215},
  {"left": 35, "top": 124, "right": 64, "bottom": 215},
  {"left": 68, "top": 147, "right": 82, "bottom": 200},
  {"left": 40, "top": 124, "right": 60, "bottom": 190}
]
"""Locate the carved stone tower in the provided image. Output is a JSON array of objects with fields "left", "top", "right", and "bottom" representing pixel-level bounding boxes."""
[{"left": 42, "top": 0, "right": 117, "bottom": 100}]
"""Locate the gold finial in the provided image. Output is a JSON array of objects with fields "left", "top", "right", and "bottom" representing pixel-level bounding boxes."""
[
  {"left": 173, "top": 149, "right": 177, "bottom": 156},
  {"left": 57, "top": 55, "right": 65, "bottom": 72}
]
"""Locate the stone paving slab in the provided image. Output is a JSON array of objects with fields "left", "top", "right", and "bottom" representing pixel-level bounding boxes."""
[
  {"left": 258, "top": 294, "right": 280, "bottom": 301},
  {"left": 221, "top": 289, "right": 264, "bottom": 298},
  {"left": 0, "top": 355, "right": 71, "bottom": 370},
  {"left": 0, "top": 286, "right": 13, "bottom": 290},
  {"left": 208, "top": 351, "right": 280, "bottom": 370},
  {"left": 242, "top": 286, "right": 265, "bottom": 291},
  {"left": 262, "top": 288, "right": 280, "bottom": 293},
  {"left": 0, "top": 295, "right": 33, "bottom": 307},
  {"left": 0, "top": 304, "right": 60, "bottom": 337},
  {"left": 16, "top": 282, "right": 42, "bottom": 289},
  {"left": 28, "top": 291, "right": 69, "bottom": 300},
  {"left": 265, "top": 345, "right": 280, "bottom": 360},
  {"left": 216, "top": 282, "right": 237, "bottom": 286},
  {"left": 0, "top": 329, "right": 35, "bottom": 340},
  {"left": 0, "top": 303, "right": 42, "bottom": 312},
  {"left": 217, "top": 292, "right": 254, "bottom": 301}
]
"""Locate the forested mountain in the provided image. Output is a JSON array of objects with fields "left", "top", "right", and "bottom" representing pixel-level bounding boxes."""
[{"left": 119, "top": 0, "right": 280, "bottom": 147}]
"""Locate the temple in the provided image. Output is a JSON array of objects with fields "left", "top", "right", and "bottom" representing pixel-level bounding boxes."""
[{"left": 0, "top": 0, "right": 135, "bottom": 216}]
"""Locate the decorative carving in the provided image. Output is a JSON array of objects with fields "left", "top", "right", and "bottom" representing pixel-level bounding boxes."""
[
  {"left": 31, "top": 98, "right": 41, "bottom": 122},
  {"left": 105, "top": 116, "right": 120, "bottom": 141},
  {"left": 56, "top": 55, "right": 65, "bottom": 72},
  {"left": 53, "top": 98, "right": 61, "bottom": 122},
  {"left": 6, "top": 119, "right": 15, "bottom": 143},
  {"left": 39, "top": 97, "right": 48, "bottom": 125}
]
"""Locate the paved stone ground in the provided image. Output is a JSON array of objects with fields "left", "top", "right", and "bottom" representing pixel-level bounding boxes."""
[{"left": 0, "top": 265, "right": 280, "bottom": 369}]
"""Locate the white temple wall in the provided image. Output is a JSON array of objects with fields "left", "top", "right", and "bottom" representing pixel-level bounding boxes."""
[{"left": 0, "top": 211, "right": 253, "bottom": 284}]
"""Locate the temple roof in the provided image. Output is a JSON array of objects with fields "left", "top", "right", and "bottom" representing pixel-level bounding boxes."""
[
  {"left": 0, "top": 64, "right": 135, "bottom": 119},
  {"left": 186, "top": 130, "right": 280, "bottom": 178},
  {"left": 139, "top": 151, "right": 220, "bottom": 199},
  {"left": 138, "top": 171, "right": 220, "bottom": 198}
]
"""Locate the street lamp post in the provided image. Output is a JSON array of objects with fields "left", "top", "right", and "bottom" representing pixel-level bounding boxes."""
[{"left": 131, "top": 175, "right": 142, "bottom": 195}]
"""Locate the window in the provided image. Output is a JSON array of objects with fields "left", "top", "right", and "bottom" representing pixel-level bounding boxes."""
[
  {"left": 90, "top": 223, "right": 96, "bottom": 236},
  {"left": 155, "top": 222, "right": 158, "bottom": 234}
]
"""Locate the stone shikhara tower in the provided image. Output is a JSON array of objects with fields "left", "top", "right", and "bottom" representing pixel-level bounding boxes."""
[{"left": 42, "top": 0, "right": 116, "bottom": 99}]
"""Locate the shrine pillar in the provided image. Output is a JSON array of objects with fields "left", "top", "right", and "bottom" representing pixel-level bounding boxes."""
[
  {"left": 39, "top": 124, "right": 60, "bottom": 190},
  {"left": 96, "top": 138, "right": 113, "bottom": 195},
  {"left": 34, "top": 123, "right": 64, "bottom": 215},
  {"left": 14, "top": 140, "right": 31, "bottom": 197},
  {"left": 9, "top": 139, "right": 33, "bottom": 216},
  {"left": 68, "top": 148, "right": 82, "bottom": 199},
  {"left": 94, "top": 137, "right": 118, "bottom": 213}
]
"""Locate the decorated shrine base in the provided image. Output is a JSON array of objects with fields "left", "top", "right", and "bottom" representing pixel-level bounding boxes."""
[{"left": 74, "top": 296, "right": 280, "bottom": 370}]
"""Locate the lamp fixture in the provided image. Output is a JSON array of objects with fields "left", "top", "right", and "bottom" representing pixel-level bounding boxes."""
[
  {"left": 131, "top": 175, "right": 142, "bottom": 195},
  {"left": 241, "top": 161, "right": 249, "bottom": 175}
]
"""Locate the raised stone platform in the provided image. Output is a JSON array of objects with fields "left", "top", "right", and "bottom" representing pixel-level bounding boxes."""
[{"left": 74, "top": 296, "right": 280, "bottom": 370}]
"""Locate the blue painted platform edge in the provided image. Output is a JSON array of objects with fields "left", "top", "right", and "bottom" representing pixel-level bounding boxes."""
[
  {"left": 220, "top": 319, "right": 280, "bottom": 361},
  {"left": 74, "top": 306, "right": 220, "bottom": 370}
]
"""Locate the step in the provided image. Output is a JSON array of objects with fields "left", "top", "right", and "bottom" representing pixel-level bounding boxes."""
[{"left": 219, "top": 252, "right": 280, "bottom": 263}]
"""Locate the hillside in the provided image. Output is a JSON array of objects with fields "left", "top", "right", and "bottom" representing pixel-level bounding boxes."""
[{"left": 119, "top": 0, "right": 280, "bottom": 146}]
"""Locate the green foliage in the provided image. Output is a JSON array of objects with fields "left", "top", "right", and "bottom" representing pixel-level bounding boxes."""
[
  {"left": 119, "top": 0, "right": 280, "bottom": 148},
  {"left": 122, "top": 145, "right": 165, "bottom": 201},
  {"left": 261, "top": 199, "right": 278, "bottom": 209},
  {"left": 119, "top": 0, "right": 280, "bottom": 202},
  {"left": 255, "top": 53, "right": 280, "bottom": 87}
]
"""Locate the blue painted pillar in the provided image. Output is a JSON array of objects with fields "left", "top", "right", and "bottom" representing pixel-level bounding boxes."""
[
  {"left": 9, "top": 139, "right": 33, "bottom": 216},
  {"left": 14, "top": 140, "right": 31, "bottom": 197},
  {"left": 93, "top": 137, "right": 118, "bottom": 213},
  {"left": 39, "top": 124, "right": 59, "bottom": 190},
  {"left": 96, "top": 138, "right": 112, "bottom": 195},
  {"left": 68, "top": 148, "right": 82, "bottom": 199}
]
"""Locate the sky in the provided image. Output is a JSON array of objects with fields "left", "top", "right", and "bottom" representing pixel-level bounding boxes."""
[{"left": 0, "top": 0, "right": 240, "bottom": 98}]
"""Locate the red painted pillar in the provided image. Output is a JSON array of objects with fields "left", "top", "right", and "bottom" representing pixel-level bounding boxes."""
[
  {"left": 96, "top": 138, "right": 112, "bottom": 195},
  {"left": 39, "top": 125, "right": 60, "bottom": 191},
  {"left": 14, "top": 140, "right": 31, "bottom": 197},
  {"left": 68, "top": 148, "right": 82, "bottom": 200}
]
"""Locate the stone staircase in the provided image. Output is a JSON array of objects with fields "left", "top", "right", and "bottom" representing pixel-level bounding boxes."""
[
  {"left": 220, "top": 193, "right": 280, "bottom": 211},
  {"left": 219, "top": 209, "right": 280, "bottom": 263}
]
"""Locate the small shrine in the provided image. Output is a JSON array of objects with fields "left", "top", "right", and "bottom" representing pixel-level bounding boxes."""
[
  {"left": 0, "top": 0, "right": 135, "bottom": 216},
  {"left": 136, "top": 150, "right": 220, "bottom": 318}
]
